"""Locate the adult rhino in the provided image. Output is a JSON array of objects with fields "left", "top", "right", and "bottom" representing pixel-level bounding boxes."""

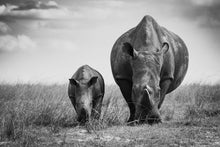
[
  {"left": 68, "top": 65, "right": 105, "bottom": 124},
  {"left": 111, "top": 15, "right": 188, "bottom": 124}
]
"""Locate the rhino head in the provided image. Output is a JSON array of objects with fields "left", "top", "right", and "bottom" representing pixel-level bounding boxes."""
[
  {"left": 122, "top": 42, "right": 169, "bottom": 124},
  {"left": 69, "top": 76, "right": 98, "bottom": 124}
]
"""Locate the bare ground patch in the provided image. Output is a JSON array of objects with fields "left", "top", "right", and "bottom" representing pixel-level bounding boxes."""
[{"left": 13, "top": 117, "right": 218, "bottom": 147}]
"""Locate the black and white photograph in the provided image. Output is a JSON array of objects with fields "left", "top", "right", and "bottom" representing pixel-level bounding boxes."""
[{"left": 0, "top": 0, "right": 220, "bottom": 146}]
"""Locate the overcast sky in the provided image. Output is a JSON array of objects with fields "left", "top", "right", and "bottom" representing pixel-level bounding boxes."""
[{"left": 0, "top": 0, "right": 220, "bottom": 84}]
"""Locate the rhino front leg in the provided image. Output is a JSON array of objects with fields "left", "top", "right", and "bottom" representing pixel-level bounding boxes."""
[
  {"left": 158, "top": 79, "right": 172, "bottom": 109},
  {"left": 116, "top": 79, "right": 135, "bottom": 123},
  {"left": 91, "top": 96, "right": 103, "bottom": 120}
]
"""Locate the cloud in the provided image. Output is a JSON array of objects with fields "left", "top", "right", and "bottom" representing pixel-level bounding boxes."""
[
  {"left": 104, "top": 0, "right": 220, "bottom": 28},
  {"left": 169, "top": 0, "right": 220, "bottom": 28},
  {"left": 190, "top": 0, "right": 217, "bottom": 6},
  {"left": 0, "top": 34, "right": 36, "bottom": 52},
  {"left": 0, "top": 5, "right": 5, "bottom": 13},
  {"left": 196, "top": 3, "right": 220, "bottom": 28},
  {"left": 41, "top": 39, "right": 77, "bottom": 52},
  {"left": 0, "top": 21, "right": 11, "bottom": 34},
  {"left": 0, "top": 1, "right": 71, "bottom": 20},
  {"left": 12, "top": 1, "right": 58, "bottom": 10}
]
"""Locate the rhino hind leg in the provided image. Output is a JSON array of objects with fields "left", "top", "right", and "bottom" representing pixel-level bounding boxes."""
[{"left": 116, "top": 79, "right": 135, "bottom": 123}]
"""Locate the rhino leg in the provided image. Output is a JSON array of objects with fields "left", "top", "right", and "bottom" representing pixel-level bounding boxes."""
[
  {"left": 91, "top": 96, "right": 103, "bottom": 120},
  {"left": 158, "top": 79, "right": 172, "bottom": 109},
  {"left": 116, "top": 79, "right": 135, "bottom": 122}
]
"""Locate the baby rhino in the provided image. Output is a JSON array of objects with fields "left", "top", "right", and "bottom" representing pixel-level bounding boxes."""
[{"left": 68, "top": 65, "right": 105, "bottom": 124}]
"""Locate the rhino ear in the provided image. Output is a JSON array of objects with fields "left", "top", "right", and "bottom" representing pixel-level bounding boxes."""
[
  {"left": 69, "top": 79, "right": 79, "bottom": 86},
  {"left": 122, "top": 42, "right": 138, "bottom": 58},
  {"left": 88, "top": 76, "right": 98, "bottom": 87},
  {"left": 161, "top": 42, "right": 169, "bottom": 54}
]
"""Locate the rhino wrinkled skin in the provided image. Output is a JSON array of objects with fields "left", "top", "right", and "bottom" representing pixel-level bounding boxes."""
[
  {"left": 111, "top": 15, "right": 189, "bottom": 124},
  {"left": 68, "top": 65, "right": 105, "bottom": 124}
]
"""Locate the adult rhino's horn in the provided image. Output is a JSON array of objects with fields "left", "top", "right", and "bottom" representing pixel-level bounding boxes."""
[
  {"left": 143, "top": 88, "right": 154, "bottom": 109},
  {"left": 159, "top": 42, "right": 169, "bottom": 54}
]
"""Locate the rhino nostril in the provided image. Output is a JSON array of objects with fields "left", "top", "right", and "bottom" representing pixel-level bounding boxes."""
[
  {"left": 77, "top": 108, "right": 89, "bottom": 124},
  {"left": 81, "top": 108, "right": 87, "bottom": 115}
]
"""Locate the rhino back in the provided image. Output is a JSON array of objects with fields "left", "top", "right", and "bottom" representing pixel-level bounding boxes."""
[
  {"left": 72, "top": 65, "right": 94, "bottom": 82},
  {"left": 111, "top": 16, "right": 167, "bottom": 82},
  {"left": 111, "top": 16, "right": 188, "bottom": 93},
  {"left": 68, "top": 65, "right": 105, "bottom": 96},
  {"left": 161, "top": 27, "right": 189, "bottom": 92},
  {"left": 111, "top": 28, "right": 135, "bottom": 82}
]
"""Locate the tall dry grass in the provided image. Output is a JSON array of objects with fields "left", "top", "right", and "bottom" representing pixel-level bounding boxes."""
[
  {"left": 0, "top": 84, "right": 75, "bottom": 142},
  {"left": 0, "top": 83, "right": 220, "bottom": 142},
  {"left": 173, "top": 83, "right": 220, "bottom": 119},
  {"left": 161, "top": 83, "right": 220, "bottom": 123},
  {"left": 0, "top": 83, "right": 128, "bottom": 142}
]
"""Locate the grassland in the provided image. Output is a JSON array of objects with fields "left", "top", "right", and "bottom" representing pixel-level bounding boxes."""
[{"left": 0, "top": 83, "right": 220, "bottom": 146}]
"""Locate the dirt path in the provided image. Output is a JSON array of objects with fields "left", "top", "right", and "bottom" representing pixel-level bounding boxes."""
[
  {"left": 43, "top": 117, "right": 220, "bottom": 147},
  {"left": 0, "top": 118, "right": 219, "bottom": 146}
]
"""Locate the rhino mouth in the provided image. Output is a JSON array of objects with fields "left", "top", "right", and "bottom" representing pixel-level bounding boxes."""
[
  {"left": 134, "top": 88, "right": 161, "bottom": 124},
  {"left": 77, "top": 108, "right": 89, "bottom": 124},
  {"left": 135, "top": 109, "right": 161, "bottom": 124},
  {"left": 146, "top": 111, "right": 162, "bottom": 124}
]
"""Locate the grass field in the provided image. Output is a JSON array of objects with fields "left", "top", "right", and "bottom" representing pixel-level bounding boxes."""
[{"left": 0, "top": 83, "right": 220, "bottom": 146}]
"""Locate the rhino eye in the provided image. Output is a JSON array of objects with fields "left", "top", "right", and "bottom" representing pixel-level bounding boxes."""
[
  {"left": 148, "top": 89, "right": 153, "bottom": 95},
  {"left": 156, "top": 87, "right": 161, "bottom": 92}
]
